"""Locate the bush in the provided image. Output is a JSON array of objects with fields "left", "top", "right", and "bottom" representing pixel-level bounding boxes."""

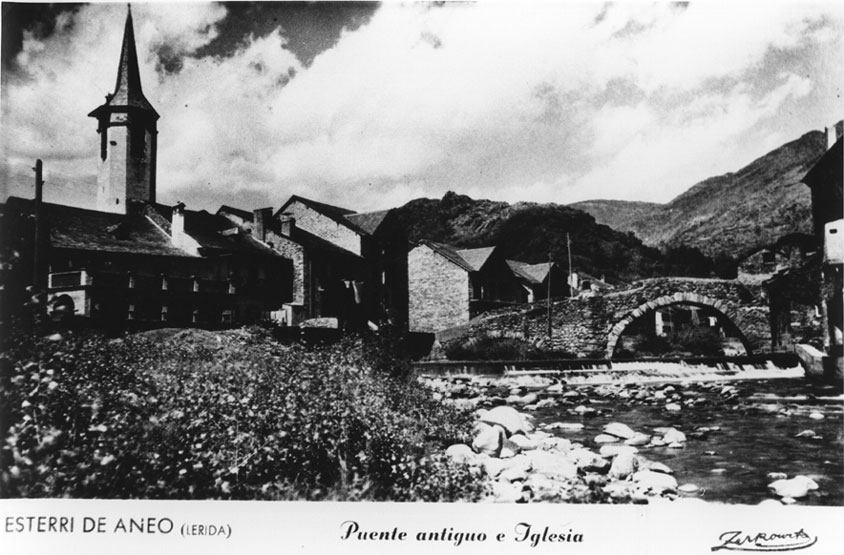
[
  {"left": 623, "top": 326, "right": 725, "bottom": 358},
  {"left": 443, "top": 333, "right": 574, "bottom": 361},
  {"left": 0, "top": 327, "right": 482, "bottom": 500}
]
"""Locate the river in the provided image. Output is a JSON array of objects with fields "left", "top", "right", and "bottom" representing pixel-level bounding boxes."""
[{"left": 532, "top": 378, "right": 843, "bottom": 505}]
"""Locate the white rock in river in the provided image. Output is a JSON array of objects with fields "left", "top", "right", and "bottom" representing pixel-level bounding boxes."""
[
  {"left": 766, "top": 472, "right": 788, "bottom": 480},
  {"left": 573, "top": 405, "right": 598, "bottom": 416},
  {"left": 603, "top": 422, "right": 636, "bottom": 439},
  {"left": 609, "top": 450, "right": 638, "bottom": 479},
  {"left": 632, "top": 470, "right": 678, "bottom": 492},
  {"left": 500, "top": 438, "right": 521, "bottom": 459},
  {"left": 662, "top": 428, "right": 687, "bottom": 444},
  {"left": 540, "top": 436, "right": 573, "bottom": 451},
  {"left": 500, "top": 464, "right": 530, "bottom": 483},
  {"left": 524, "top": 449, "right": 578, "bottom": 479},
  {"left": 624, "top": 432, "right": 651, "bottom": 446},
  {"left": 445, "top": 444, "right": 477, "bottom": 464},
  {"left": 534, "top": 398, "right": 557, "bottom": 410},
  {"left": 479, "top": 406, "right": 532, "bottom": 436},
  {"left": 492, "top": 479, "right": 524, "bottom": 503},
  {"left": 472, "top": 424, "right": 504, "bottom": 456},
  {"left": 594, "top": 434, "right": 619, "bottom": 444},
  {"left": 646, "top": 462, "right": 673, "bottom": 474},
  {"left": 768, "top": 476, "right": 819, "bottom": 499},
  {"left": 678, "top": 483, "right": 700, "bottom": 494},
  {"left": 808, "top": 411, "right": 824, "bottom": 420},
  {"left": 546, "top": 383, "right": 564, "bottom": 394},
  {"left": 599, "top": 444, "right": 638, "bottom": 458},
  {"left": 545, "top": 422, "right": 584, "bottom": 431},
  {"left": 665, "top": 403, "right": 682, "bottom": 412},
  {"left": 509, "top": 434, "right": 539, "bottom": 451}
]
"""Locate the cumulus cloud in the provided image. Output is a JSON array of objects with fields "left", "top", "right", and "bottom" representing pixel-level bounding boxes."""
[{"left": 2, "top": 2, "right": 841, "bottom": 212}]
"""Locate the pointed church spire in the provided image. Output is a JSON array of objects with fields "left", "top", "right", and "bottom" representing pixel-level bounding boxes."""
[{"left": 91, "top": 4, "right": 158, "bottom": 117}]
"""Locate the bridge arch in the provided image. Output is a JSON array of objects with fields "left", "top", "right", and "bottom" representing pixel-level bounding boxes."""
[{"left": 604, "top": 292, "right": 753, "bottom": 358}]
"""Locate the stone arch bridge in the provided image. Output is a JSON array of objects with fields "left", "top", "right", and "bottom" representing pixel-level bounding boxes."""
[{"left": 446, "top": 278, "right": 771, "bottom": 358}]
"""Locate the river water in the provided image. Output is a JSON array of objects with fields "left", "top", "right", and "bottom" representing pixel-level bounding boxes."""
[{"left": 532, "top": 378, "right": 843, "bottom": 505}]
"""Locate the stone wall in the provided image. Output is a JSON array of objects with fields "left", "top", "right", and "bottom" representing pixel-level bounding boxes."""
[
  {"left": 409, "top": 244, "right": 469, "bottom": 333},
  {"left": 285, "top": 201, "right": 361, "bottom": 255},
  {"left": 264, "top": 230, "right": 306, "bottom": 307},
  {"left": 444, "top": 278, "right": 772, "bottom": 358}
]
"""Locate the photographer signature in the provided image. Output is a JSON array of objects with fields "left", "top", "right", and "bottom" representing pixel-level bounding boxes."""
[{"left": 711, "top": 529, "right": 817, "bottom": 552}]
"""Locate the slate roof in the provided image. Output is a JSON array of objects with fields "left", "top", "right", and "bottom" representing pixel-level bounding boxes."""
[
  {"left": 507, "top": 260, "right": 553, "bottom": 284},
  {"left": 88, "top": 7, "right": 158, "bottom": 118},
  {"left": 344, "top": 210, "right": 391, "bottom": 235},
  {"left": 151, "top": 204, "right": 278, "bottom": 257},
  {"left": 276, "top": 195, "right": 372, "bottom": 236},
  {"left": 4, "top": 197, "right": 188, "bottom": 257},
  {"left": 286, "top": 227, "right": 365, "bottom": 261},
  {"left": 455, "top": 246, "right": 496, "bottom": 271},
  {"left": 421, "top": 241, "right": 499, "bottom": 273},
  {"left": 217, "top": 205, "right": 254, "bottom": 222}
]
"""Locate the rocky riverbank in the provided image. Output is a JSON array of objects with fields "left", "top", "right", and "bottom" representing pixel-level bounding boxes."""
[{"left": 423, "top": 374, "right": 836, "bottom": 504}]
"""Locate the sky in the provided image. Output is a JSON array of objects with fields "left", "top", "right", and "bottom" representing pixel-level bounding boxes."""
[{"left": 1, "top": 1, "right": 842, "bottom": 214}]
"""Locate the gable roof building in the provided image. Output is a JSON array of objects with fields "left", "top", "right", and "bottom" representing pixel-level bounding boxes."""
[{"left": 408, "top": 240, "right": 523, "bottom": 333}]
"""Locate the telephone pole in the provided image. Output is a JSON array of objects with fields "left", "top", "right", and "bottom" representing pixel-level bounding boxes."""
[
  {"left": 546, "top": 252, "right": 552, "bottom": 338},
  {"left": 567, "top": 232, "right": 573, "bottom": 298}
]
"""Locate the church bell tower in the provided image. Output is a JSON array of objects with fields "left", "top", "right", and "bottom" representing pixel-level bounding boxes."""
[{"left": 89, "top": 5, "right": 159, "bottom": 214}]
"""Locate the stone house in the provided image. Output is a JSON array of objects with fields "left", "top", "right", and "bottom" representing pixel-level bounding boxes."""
[
  {"left": 217, "top": 196, "right": 408, "bottom": 330},
  {"left": 802, "top": 129, "right": 843, "bottom": 368},
  {"left": 408, "top": 241, "right": 524, "bottom": 333},
  {"left": 737, "top": 233, "right": 817, "bottom": 285},
  {"left": 505, "top": 260, "right": 566, "bottom": 303},
  {"left": 567, "top": 271, "right": 613, "bottom": 297}
]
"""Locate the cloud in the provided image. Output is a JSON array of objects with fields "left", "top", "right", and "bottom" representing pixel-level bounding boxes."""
[{"left": 2, "top": 2, "right": 841, "bottom": 213}]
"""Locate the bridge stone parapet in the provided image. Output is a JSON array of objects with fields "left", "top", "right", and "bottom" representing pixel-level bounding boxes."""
[{"left": 446, "top": 277, "right": 771, "bottom": 358}]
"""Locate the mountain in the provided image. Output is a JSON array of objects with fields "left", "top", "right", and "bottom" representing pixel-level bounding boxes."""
[
  {"left": 571, "top": 126, "right": 839, "bottom": 259},
  {"left": 391, "top": 191, "right": 670, "bottom": 283}
]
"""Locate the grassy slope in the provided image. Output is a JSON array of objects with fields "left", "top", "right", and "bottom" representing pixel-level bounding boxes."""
[{"left": 571, "top": 129, "right": 830, "bottom": 259}]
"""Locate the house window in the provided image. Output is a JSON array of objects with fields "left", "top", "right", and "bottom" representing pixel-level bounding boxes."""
[
  {"left": 221, "top": 309, "right": 233, "bottom": 324},
  {"left": 160, "top": 305, "right": 168, "bottom": 322},
  {"left": 127, "top": 304, "right": 136, "bottom": 320},
  {"left": 382, "top": 271, "right": 386, "bottom": 285},
  {"left": 192, "top": 277, "right": 200, "bottom": 292},
  {"left": 161, "top": 275, "right": 168, "bottom": 290},
  {"left": 128, "top": 274, "right": 135, "bottom": 289},
  {"left": 192, "top": 309, "right": 200, "bottom": 324},
  {"left": 227, "top": 280, "right": 236, "bottom": 295}
]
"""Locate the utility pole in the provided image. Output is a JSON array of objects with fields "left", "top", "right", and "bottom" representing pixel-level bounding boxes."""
[
  {"left": 33, "top": 160, "right": 44, "bottom": 288},
  {"left": 31, "top": 159, "right": 47, "bottom": 329},
  {"left": 546, "top": 252, "right": 552, "bottom": 338},
  {"left": 567, "top": 232, "right": 573, "bottom": 298}
]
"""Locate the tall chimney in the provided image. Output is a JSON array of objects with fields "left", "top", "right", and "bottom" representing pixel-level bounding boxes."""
[
  {"left": 253, "top": 207, "right": 272, "bottom": 241},
  {"left": 171, "top": 202, "right": 186, "bottom": 246},
  {"left": 827, "top": 126, "right": 837, "bottom": 150},
  {"left": 280, "top": 212, "right": 295, "bottom": 237}
]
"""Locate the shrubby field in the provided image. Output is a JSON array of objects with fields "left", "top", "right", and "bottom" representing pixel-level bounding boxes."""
[{"left": 0, "top": 327, "right": 486, "bottom": 500}]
